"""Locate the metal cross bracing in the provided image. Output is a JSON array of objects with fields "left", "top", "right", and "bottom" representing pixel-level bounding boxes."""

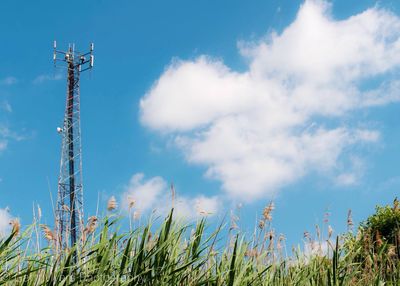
[{"left": 53, "top": 42, "right": 94, "bottom": 254}]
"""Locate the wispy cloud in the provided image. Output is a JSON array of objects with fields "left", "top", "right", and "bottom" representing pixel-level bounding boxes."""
[
  {"left": 336, "top": 156, "right": 366, "bottom": 186},
  {"left": 0, "top": 125, "right": 25, "bottom": 142},
  {"left": 0, "top": 77, "right": 17, "bottom": 86},
  {"left": 0, "top": 101, "right": 12, "bottom": 113},
  {"left": 0, "top": 140, "right": 7, "bottom": 153},
  {"left": 0, "top": 125, "right": 25, "bottom": 154},
  {"left": 140, "top": 0, "right": 400, "bottom": 201},
  {"left": 32, "top": 73, "right": 62, "bottom": 84}
]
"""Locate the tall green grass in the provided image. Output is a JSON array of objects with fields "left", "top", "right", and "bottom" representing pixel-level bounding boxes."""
[{"left": 0, "top": 207, "right": 399, "bottom": 285}]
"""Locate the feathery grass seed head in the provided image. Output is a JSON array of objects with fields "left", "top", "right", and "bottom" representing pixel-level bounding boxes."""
[
  {"left": 40, "top": 224, "right": 55, "bottom": 242},
  {"left": 9, "top": 219, "right": 20, "bottom": 236},
  {"left": 263, "top": 202, "right": 274, "bottom": 221},
  {"left": 107, "top": 196, "right": 118, "bottom": 211}
]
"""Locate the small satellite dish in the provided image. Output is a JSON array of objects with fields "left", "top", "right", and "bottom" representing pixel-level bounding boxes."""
[{"left": 57, "top": 127, "right": 63, "bottom": 134}]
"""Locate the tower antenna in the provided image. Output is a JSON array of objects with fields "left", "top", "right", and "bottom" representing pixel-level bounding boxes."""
[{"left": 53, "top": 41, "right": 94, "bottom": 256}]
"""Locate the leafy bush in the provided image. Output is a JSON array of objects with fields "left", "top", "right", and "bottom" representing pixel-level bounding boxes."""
[
  {"left": 362, "top": 198, "right": 400, "bottom": 249},
  {"left": 341, "top": 198, "right": 400, "bottom": 283}
]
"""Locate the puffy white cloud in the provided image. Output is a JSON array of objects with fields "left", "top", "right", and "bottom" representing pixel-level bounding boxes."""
[
  {"left": 121, "top": 173, "right": 220, "bottom": 220},
  {"left": 139, "top": 0, "right": 400, "bottom": 201},
  {"left": 122, "top": 173, "right": 166, "bottom": 212},
  {"left": 243, "top": 1, "right": 400, "bottom": 85}
]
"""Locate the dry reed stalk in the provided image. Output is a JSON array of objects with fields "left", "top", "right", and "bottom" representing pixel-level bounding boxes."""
[
  {"left": 9, "top": 218, "right": 20, "bottom": 236},
  {"left": 327, "top": 239, "right": 334, "bottom": 251},
  {"left": 362, "top": 232, "right": 371, "bottom": 253},
  {"left": 256, "top": 202, "right": 275, "bottom": 254},
  {"left": 170, "top": 183, "right": 175, "bottom": 209},
  {"left": 244, "top": 248, "right": 258, "bottom": 258},
  {"left": 37, "top": 204, "right": 42, "bottom": 220},
  {"left": 81, "top": 216, "right": 97, "bottom": 244},
  {"left": 277, "top": 234, "right": 286, "bottom": 260},
  {"left": 229, "top": 210, "right": 239, "bottom": 231},
  {"left": 85, "top": 216, "right": 98, "bottom": 234},
  {"left": 267, "top": 230, "right": 275, "bottom": 252},
  {"left": 304, "top": 231, "right": 311, "bottom": 241},
  {"left": 375, "top": 231, "right": 383, "bottom": 248},
  {"left": 196, "top": 198, "right": 214, "bottom": 216},
  {"left": 40, "top": 224, "right": 55, "bottom": 242},
  {"left": 128, "top": 196, "right": 135, "bottom": 209},
  {"left": 393, "top": 197, "right": 399, "bottom": 211},
  {"left": 315, "top": 225, "right": 321, "bottom": 241},
  {"left": 107, "top": 196, "right": 117, "bottom": 211},
  {"left": 146, "top": 231, "right": 155, "bottom": 251},
  {"left": 258, "top": 220, "right": 265, "bottom": 229},
  {"left": 347, "top": 209, "right": 354, "bottom": 232},
  {"left": 328, "top": 225, "right": 333, "bottom": 239},
  {"left": 133, "top": 211, "right": 140, "bottom": 220},
  {"left": 323, "top": 210, "right": 330, "bottom": 224},
  {"left": 127, "top": 196, "right": 135, "bottom": 232},
  {"left": 199, "top": 210, "right": 212, "bottom": 216},
  {"left": 262, "top": 202, "right": 274, "bottom": 222},
  {"left": 388, "top": 245, "right": 397, "bottom": 258}
]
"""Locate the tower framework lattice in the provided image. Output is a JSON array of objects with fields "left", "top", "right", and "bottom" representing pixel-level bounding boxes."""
[{"left": 54, "top": 42, "right": 94, "bottom": 252}]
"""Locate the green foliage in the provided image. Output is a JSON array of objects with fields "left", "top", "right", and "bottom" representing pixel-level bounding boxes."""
[
  {"left": 362, "top": 198, "right": 400, "bottom": 246},
  {"left": 0, "top": 205, "right": 399, "bottom": 285},
  {"left": 340, "top": 198, "right": 400, "bottom": 283}
]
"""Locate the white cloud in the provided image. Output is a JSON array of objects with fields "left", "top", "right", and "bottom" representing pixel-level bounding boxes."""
[
  {"left": 0, "top": 125, "right": 25, "bottom": 154},
  {"left": 336, "top": 173, "right": 357, "bottom": 186},
  {"left": 0, "top": 207, "right": 12, "bottom": 237},
  {"left": 0, "top": 101, "right": 12, "bottom": 113},
  {"left": 171, "top": 194, "right": 220, "bottom": 218},
  {"left": 32, "top": 73, "right": 62, "bottom": 84},
  {"left": 303, "top": 240, "right": 334, "bottom": 259},
  {"left": 121, "top": 173, "right": 220, "bottom": 220},
  {"left": 122, "top": 173, "right": 167, "bottom": 212},
  {"left": 0, "top": 77, "right": 17, "bottom": 86},
  {"left": 0, "top": 126, "right": 10, "bottom": 154},
  {"left": 335, "top": 156, "right": 366, "bottom": 186},
  {"left": 139, "top": 0, "right": 400, "bottom": 201},
  {"left": 0, "top": 81, "right": 16, "bottom": 159},
  {"left": 0, "top": 140, "right": 7, "bottom": 153},
  {"left": 242, "top": 2, "right": 400, "bottom": 85}
]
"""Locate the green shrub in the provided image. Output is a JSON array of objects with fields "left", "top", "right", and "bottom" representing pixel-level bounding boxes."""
[{"left": 361, "top": 198, "right": 400, "bottom": 257}]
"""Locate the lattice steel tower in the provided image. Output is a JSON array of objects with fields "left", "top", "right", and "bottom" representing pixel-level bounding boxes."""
[{"left": 53, "top": 42, "right": 94, "bottom": 252}]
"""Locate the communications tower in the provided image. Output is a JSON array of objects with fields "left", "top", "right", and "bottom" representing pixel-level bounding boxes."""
[{"left": 53, "top": 42, "right": 94, "bottom": 252}]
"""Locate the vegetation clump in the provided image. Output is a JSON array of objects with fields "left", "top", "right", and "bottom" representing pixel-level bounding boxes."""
[
  {"left": 0, "top": 200, "right": 399, "bottom": 285},
  {"left": 362, "top": 198, "right": 400, "bottom": 254}
]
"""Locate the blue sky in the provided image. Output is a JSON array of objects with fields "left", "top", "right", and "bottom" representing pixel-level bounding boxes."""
[{"left": 1, "top": 0, "right": 400, "bottom": 249}]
